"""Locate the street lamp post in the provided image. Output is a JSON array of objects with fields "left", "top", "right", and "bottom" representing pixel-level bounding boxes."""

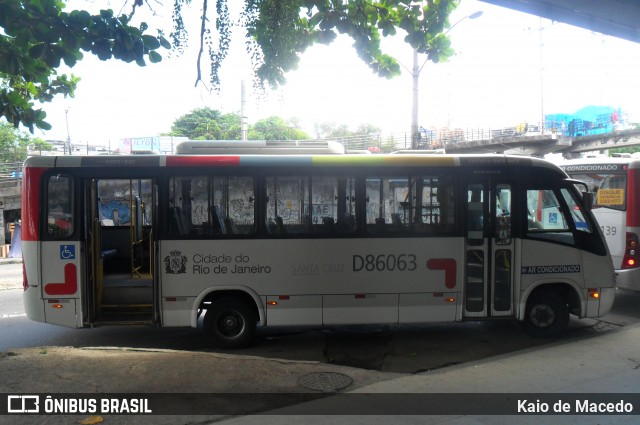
[
  {"left": 410, "top": 10, "right": 483, "bottom": 150},
  {"left": 65, "top": 108, "right": 72, "bottom": 155}
]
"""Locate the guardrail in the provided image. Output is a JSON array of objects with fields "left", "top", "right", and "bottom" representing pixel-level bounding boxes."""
[
  {"left": 336, "top": 124, "right": 554, "bottom": 152},
  {"left": 0, "top": 162, "right": 23, "bottom": 185}
]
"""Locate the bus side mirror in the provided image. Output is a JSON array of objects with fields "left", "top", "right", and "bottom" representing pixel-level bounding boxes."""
[{"left": 582, "top": 192, "right": 593, "bottom": 211}]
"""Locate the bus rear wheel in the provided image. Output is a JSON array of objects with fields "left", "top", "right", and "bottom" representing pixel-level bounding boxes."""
[
  {"left": 521, "top": 293, "right": 569, "bottom": 337},
  {"left": 203, "top": 297, "right": 256, "bottom": 348}
]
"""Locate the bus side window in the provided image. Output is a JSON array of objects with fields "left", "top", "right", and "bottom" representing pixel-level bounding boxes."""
[
  {"left": 266, "top": 175, "right": 357, "bottom": 236},
  {"left": 495, "top": 184, "right": 512, "bottom": 245},
  {"left": 266, "top": 176, "right": 308, "bottom": 234},
  {"left": 414, "top": 175, "right": 455, "bottom": 233},
  {"left": 561, "top": 188, "right": 592, "bottom": 233},
  {"left": 168, "top": 175, "right": 255, "bottom": 237},
  {"left": 47, "top": 174, "right": 74, "bottom": 239},
  {"left": 365, "top": 176, "right": 409, "bottom": 235},
  {"left": 466, "top": 184, "right": 484, "bottom": 245}
]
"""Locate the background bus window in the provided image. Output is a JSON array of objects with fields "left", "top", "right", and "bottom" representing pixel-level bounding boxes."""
[
  {"left": 47, "top": 174, "right": 74, "bottom": 238},
  {"left": 570, "top": 172, "right": 626, "bottom": 211},
  {"left": 596, "top": 174, "right": 626, "bottom": 210}
]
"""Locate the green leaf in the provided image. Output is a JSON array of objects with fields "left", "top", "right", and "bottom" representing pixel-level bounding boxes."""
[
  {"left": 29, "top": 44, "right": 47, "bottom": 59},
  {"left": 99, "top": 9, "right": 114, "bottom": 19},
  {"left": 142, "top": 35, "right": 161, "bottom": 50},
  {"left": 158, "top": 35, "right": 171, "bottom": 49},
  {"left": 148, "top": 51, "right": 162, "bottom": 63}
]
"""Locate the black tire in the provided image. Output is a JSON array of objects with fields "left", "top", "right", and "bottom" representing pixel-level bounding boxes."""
[
  {"left": 521, "top": 292, "right": 569, "bottom": 337},
  {"left": 203, "top": 297, "right": 256, "bottom": 348}
]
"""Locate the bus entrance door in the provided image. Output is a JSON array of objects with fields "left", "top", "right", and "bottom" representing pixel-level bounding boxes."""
[
  {"left": 85, "top": 178, "right": 157, "bottom": 324},
  {"left": 463, "top": 181, "right": 514, "bottom": 318}
]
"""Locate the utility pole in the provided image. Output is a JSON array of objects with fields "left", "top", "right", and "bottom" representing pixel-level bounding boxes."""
[
  {"left": 411, "top": 49, "right": 420, "bottom": 149},
  {"left": 241, "top": 80, "right": 248, "bottom": 141},
  {"left": 410, "top": 11, "right": 483, "bottom": 150},
  {"left": 65, "top": 108, "right": 72, "bottom": 155}
]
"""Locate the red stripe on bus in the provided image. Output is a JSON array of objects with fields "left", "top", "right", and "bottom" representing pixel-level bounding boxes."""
[
  {"left": 166, "top": 156, "right": 241, "bottom": 167},
  {"left": 426, "top": 258, "right": 457, "bottom": 289},
  {"left": 628, "top": 168, "right": 640, "bottom": 227},
  {"left": 22, "top": 167, "right": 47, "bottom": 241},
  {"left": 44, "top": 263, "right": 78, "bottom": 295}
]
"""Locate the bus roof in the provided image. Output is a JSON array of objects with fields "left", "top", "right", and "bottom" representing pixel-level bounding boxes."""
[
  {"left": 23, "top": 153, "right": 565, "bottom": 176},
  {"left": 175, "top": 140, "right": 346, "bottom": 155},
  {"left": 558, "top": 156, "right": 640, "bottom": 172}
]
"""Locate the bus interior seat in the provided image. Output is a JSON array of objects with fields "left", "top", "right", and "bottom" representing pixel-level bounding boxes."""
[
  {"left": 322, "top": 216, "right": 336, "bottom": 234},
  {"left": 391, "top": 213, "right": 404, "bottom": 231},
  {"left": 169, "top": 207, "right": 188, "bottom": 236},
  {"left": 224, "top": 218, "right": 238, "bottom": 234},
  {"left": 370, "top": 217, "right": 386, "bottom": 233},
  {"left": 267, "top": 218, "right": 276, "bottom": 234},
  {"left": 101, "top": 248, "right": 119, "bottom": 260},
  {"left": 275, "top": 216, "right": 286, "bottom": 234},
  {"left": 336, "top": 214, "right": 355, "bottom": 233},
  {"left": 210, "top": 205, "right": 226, "bottom": 234}
]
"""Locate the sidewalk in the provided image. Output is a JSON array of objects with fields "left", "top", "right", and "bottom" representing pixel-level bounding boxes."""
[
  {"left": 0, "top": 256, "right": 21, "bottom": 266},
  {"left": 218, "top": 323, "right": 640, "bottom": 424}
]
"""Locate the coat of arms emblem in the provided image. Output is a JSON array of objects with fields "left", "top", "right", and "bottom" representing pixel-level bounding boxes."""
[{"left": 164, "top": 250, "right": 187, "bottom": 274}]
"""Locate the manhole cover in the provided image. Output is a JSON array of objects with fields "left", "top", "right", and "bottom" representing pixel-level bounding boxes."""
[{"left": 297, "top": 372, "right": 353, "bottom": 392}]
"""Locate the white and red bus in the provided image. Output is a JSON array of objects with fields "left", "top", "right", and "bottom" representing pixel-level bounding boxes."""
[
  {"left": 560, "top": 156, "right": 640, "bottom": 291},
  {"left": 22, "top": 141, "right": 615, "bottom": 347}
]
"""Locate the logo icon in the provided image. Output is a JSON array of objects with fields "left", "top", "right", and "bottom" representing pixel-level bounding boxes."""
[
  {"left": 60, "top": 245, "right": 75, "bottom": 260},
  {"left": 164, "top": 250, "right": 187, "bottom": 274},
  {"left": 7, "top": 395, "right": 40, "bottom": 413}
]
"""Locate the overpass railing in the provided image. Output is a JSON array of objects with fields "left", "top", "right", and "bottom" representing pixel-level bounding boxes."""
[
  {"left": 0, "top": 162, "right": 23, "bottom": 186},
  {"left": 336, "top": 124, "right": 553, "bottom": 152}
]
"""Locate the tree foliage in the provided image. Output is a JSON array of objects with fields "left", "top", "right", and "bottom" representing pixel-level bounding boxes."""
[
  {"left": 1, "top": 0, "right": 459, "bottom": 134},
  {"left": 0, "top": 1, "right": 170, "bottom": 133},
  {"left": 171, "top": 107, "right": 242, "bottom": 139},
  {"left": 174, "top": 0, "right": 459, "bottom": 89},
  {"left": 249, "top": 116, "right": 310, "bottom": 140},
  {"left": 0, "top": 121, "right": 51, "bottom": 162},
  {"left": 170, "top": 108, "right": 310, "bottom": 140}
]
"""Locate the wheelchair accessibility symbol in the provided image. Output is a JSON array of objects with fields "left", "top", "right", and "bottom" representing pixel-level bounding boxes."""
[{"left": 60, "top": 245, "right": 75, "bottom": 260}]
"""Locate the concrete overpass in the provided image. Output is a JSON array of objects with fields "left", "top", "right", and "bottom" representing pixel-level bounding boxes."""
[
  {"left": 442, "top": 127, "right": 640, "bottom": 157},
  {"left": 480, "top": 0, "right": 640, "bottom": 44}
]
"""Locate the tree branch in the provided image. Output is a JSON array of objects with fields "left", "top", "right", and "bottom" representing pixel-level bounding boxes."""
[{"left": 195, "top": 0, "right": 209, "bottom": 87}]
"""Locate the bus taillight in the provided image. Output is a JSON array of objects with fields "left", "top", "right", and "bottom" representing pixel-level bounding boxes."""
[{"left": 622, "top": 232, "right": 640, "bottom": 269}]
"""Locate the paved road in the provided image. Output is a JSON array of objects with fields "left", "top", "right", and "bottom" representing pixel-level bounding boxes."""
[{"left": 2, "top": 260, "right": 639, "bottom": 373}]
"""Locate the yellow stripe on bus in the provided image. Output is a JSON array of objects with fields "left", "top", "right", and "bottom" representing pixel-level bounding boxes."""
[{"left": 312, "top": 155, "right": 456, "bottom": 166}]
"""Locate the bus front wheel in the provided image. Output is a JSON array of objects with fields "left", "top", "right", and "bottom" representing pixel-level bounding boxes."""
[
  {"left": 203, "top": 297, "right": 256, "bottom": 348},
  {"left": 521, "top": 293, "right": 569, "bottom": 337}
]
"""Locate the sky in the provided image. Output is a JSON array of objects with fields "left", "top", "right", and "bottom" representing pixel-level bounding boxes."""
[{"left": 38, "top": 0, "right": 640, "bottom": 146}]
